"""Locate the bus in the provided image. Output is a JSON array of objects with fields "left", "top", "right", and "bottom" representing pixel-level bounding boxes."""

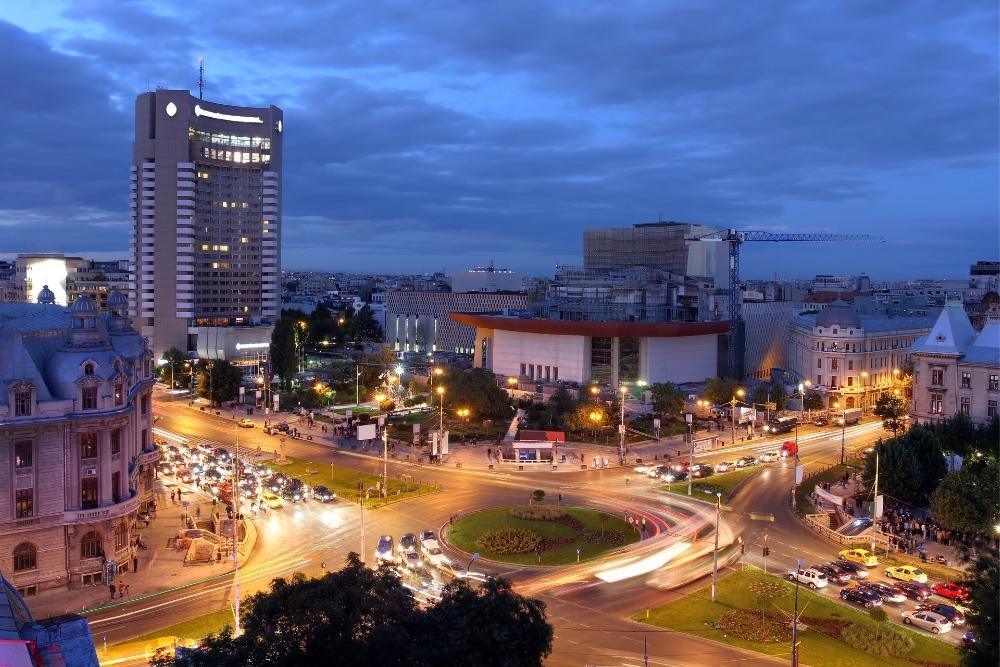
[
  {"left": 764, "top": 415, "right": 798, "bottom": 434},
  {"left": 835, "top": 408, "right": 862, "bottom": 426}
]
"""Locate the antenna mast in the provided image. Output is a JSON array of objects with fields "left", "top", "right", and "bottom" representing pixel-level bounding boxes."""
[{"left": 198, "top": 58, "right": 205, "bottom": 99}]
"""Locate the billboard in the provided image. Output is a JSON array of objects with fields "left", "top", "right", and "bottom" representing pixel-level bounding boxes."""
[{"left": 357, "top": 423, "right": 377, "bottom": 441}]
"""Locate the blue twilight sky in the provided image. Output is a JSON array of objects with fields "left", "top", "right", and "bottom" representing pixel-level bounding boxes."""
[{"left": 0, "top": 1, "right": 997, "bottom": 279}]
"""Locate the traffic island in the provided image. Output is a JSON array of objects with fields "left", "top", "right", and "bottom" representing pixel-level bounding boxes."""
[
  {"left": 445, "top": 505, "right": 639, "bottom": 566},
  {"left": 634, "top": 568, "right": 959, "bottom": 667},
  {"left": 268, "top": 455, "right": 439, "bottom": 508},
  {"left": 657, "top": 465, "right": 763, "bottom": 503}
]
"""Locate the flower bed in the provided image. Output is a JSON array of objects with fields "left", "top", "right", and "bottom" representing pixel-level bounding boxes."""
[{"left": 475, "top": 525, "right": 542, "bottom": 554}]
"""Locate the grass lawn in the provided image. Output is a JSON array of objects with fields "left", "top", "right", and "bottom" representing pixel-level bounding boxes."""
[
  {"left": 447, "top": 506, "right": 640, "bottom": 565},
  {"left": 658, "top": 465, "right": 763, "bottom": 503},
  {"left": 635, "top": 568, "right": 959, "bottom": 667},
  {"left": 270, "top": 456, "right": 438, "bottom": 508},
  {"left": 795, "top": 464, "right": 852, "bottom": 512},
  {"left": 103, "top": 609, "right": 233, "bottom": 662}
]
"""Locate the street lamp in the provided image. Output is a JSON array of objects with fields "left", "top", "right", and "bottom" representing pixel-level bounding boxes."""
[
  {"left": 436, "top": 386, "right": 445, "bottom": 431},
  {"left": 729, "top": 388, "right": 745, "bottom": 445},
  {"left": 457, "top": 408, "right": 470, "bottom": 422},
  {"left": 834, "top": 399, "right": 846, "bottom": 465},
  {"left": 711, "top": 491, "right": 722, "bottom": 602},
  {"left": 860, "top": 371, "right": 869, "bottom": 413},
  {"left": 685, "top": 413, "right": 695, "bottom": 496},
  {"left": 618, "top": 385, "right": 628, "bottom": 466},
  {"left": 589, "top": 410, "right": 602, "bottom": 441}
]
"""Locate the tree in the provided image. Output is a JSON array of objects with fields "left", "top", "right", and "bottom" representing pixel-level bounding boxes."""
[
  {"left": 270, "top": 316, "right": 299, "bottom": 388},
  {"left": 307, "top": 302, "right": 342, "bottom": 346},
  {"left": 803, "top": 390, "right": 824, "bottom": 410},
  {"left": 704, "top": 377, "right": 740, "bottom": 405},
  {"left": 357, "top": 346, "right": 399, "bottom": 397},
  {"left": 158, "top": 347, "right": 190, "bottom": 389},
  {"left": 531, "top": 489, "right": 545, "bottom": 503},
  {"left": 544, "top": 385, "right": 577, "bottom": 428},
  {"left": 650, "top": 382, "right": 685, "bottom": 417},
  {"left": 930, "top": 459, "right": 1000, "bottom": 535},
  {"left": 863, "top": 427, "right": 947, "bottom": 506},
  {"left": 443, "top": 368, "right": 512, "bottom": 420},
  {"left": 868, "top": 606, "right": 888, "bottom": 642},
  {"left": 961, "top": 547, "right": 999, "bottom": 667},
  {"left": 194, "top": 360, "right": 243, "bottom": 405},
  {"left": 153, "top": 554, "right": 552, "bottom": 667},
  {"left": 349, "top": 304, "right": 383, "bottom": 342},
  {"left": 873, "top": 393, "right": 908, "bottom": 436}
]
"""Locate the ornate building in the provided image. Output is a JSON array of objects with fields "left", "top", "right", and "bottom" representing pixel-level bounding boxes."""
[{"left": 0, "top": 291, "right": 158, "bottom": 597}]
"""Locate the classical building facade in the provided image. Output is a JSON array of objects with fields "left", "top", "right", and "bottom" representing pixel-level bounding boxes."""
[
  {"left": 0, "top": 291, "right": 158, "bottom": 597},
  {"left": 909, "top": 301, "right": 1000, "bottom": 426},
  {"left": 787, "top": 300, "right": 935, "bottom": 410}
]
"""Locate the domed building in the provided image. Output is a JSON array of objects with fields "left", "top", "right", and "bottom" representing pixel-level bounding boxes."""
[{"left": 0, "top": 292, "right": 157, "bottom": 596}]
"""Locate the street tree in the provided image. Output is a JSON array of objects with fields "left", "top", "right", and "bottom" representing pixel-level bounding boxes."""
[
  {"left": 158, "top": 347, "right": 189, "bottom": 388},
  {"left": 443, "top": 368, "right": 512, "bottom": 420},
  {"left": 704, "top": 377, "right": 740, "bottom": 406},
  {"left": 873, "top": 393, "right": 908, "bottom": 436},
  {"left": 269, "top": 315, "right": 300, "bottom": 388},
  {"left": 349, "top": 304, "right": 383, "bottom": 342},
  {"left": 544, "top": 385, "right": 577, "bottom": 427},
  {"left": 357, "top": 346, "right": 399, "bottom": 395},
  {"left": 930, "top": 458, "right": 1000, "bottom": 535},
  {"left": 863, "top": 427, "right": 946, "bottom": 506},
  {"left": 961, "top": 547, "right": 999, "bottom": 667},
  {"left": 194, "top": 360, "right": 243, "bottom": 405},
  {"left": 650, "top": 382, "right": 685, "bottom": 417},
  {"left": 803, "top": 390, "right": 825, "bottom": 411},
  {"left": 307, "top": 302, "right": 341, "bottom": 345}
]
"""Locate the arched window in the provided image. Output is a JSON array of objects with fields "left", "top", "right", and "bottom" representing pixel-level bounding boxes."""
[
  {"left": 846, "top": 397, "right": 856, "bottom": 409},
  {"left": 115, "top": 523, "right": 128, "bottom": 550},
  {"left": 84, "top": 363, "right": 95, "bottom": 376},
  {"left": 13, "top": 543, "right": 36, "bottom": 571},
  {"left": 81, "top": 531, "right": 103, "bottom": 559}
]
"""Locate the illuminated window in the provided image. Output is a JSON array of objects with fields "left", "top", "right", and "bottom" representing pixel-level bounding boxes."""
[
  {"left": 222, "top": 202, "right": 228, "bottom": 208},
  {"left": 240, "top": 237, "right": 249, "bottom": 243},
  {"left": 201, "top": 244, "right": 209, "bottom": 250},
  {"left": 15, "top": 440, "right": 32, "bottom": 468},
  {"left": 81, "top": 433, "right": 98, "bottom": 458}
]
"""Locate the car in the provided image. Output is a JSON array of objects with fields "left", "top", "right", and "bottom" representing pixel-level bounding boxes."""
[
  {"left": 238, "top": 418, "right": 255, "bottom": 428},
  {"left": 885, "top": 565, "right": 928, "bottom": 583},
  {"left": 662, "top": 470, "right": 688, "bottom": 482},
  {"left": 861, "top": 582, "right": 906, "bottom": 604},
  {"left": 179, "top": 470, "right": 194, "bottom": 484},
  {"left": 759, "top": 451, "right": 779, "bottom": 463},
  {"left": 421, "top": 544, "right": 450, "bottom": 569},
  {"left": 899, "top": 581, "right": 933, "bottom": 601},
  {"left": 840, "top": 587, "right": 883, "bottom": 608},
  {"left": 714, "top": 461, "right": 734, "bottom": 473},
  {"left": 931, "top": 582, "right": 971, "bottom": 603},
  {"left": 398, "top": 533, "right": 419, "bottom": 555},
  {"left": 916, "top": 603, "right": 965, "bottom": 626},
  {"left": 375, "top": 535, "right": 394, "bottom": 562},
  {"left": 265, "top": 473, "right": 288, "bottom": 492},
  {"left": 736, "top": 456, "right": 758, "bottom": 468},
  {"left": 962, "top": 631, "right": 977, "bottom": 647},
  {"left": 787, "top": 568, "right": 828, "bottom": 589},
  {"left": 205, "top": 469, "right": 222, "bottom": 482},
  {"left": 838, "top": 548, "right": 878, "bottom": 567},
  {"left": 281, "top": 486, "right": 305, "bottom": 502},
  {"left": 197, "top": 443, "right": 215, "bottom": 455},
  {"left": 633, "top": 465, "right": 651, "bottom": 474},
  {"left": 419, "top": 530, "right": 438, "bottom": 547},
  {"left": 812, "top": 564, "right": 851, "bottom": 585},
  {"left": 647, "top": 465, "right": 670, "bottom": 479},
  {"left": 690, "top": 464, "right": 714, "bottom": 478},
  {"left": 261, "top": 491, "right": 283, "bottom": 509},
  {"left": 213, "top": 447, "right": 231, "bottom": 461},
  {"left": 833, "top": 559, "right": 870, "bottom": 579},
  {"left": 312, "top": 485, "right": 336, "bottom": 502},
  {"left": 813, "top": 415, "right": 829, "bottom": 426},
  {"left": 401, "top": 549, "right": 422, "bottom": 569},
  {"left": 901, "top": 610, "right": 952, "bottom": 634},
  {"left": 669, "top": 461, "right": 690, "bottom": 473}
]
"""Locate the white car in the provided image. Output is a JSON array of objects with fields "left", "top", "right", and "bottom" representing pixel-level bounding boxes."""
[
  {"left": 375, "top": 535, "right": 394, "bottom": 563},
  {"left": 422, "top": 545, "right": 451, "bottom": 569},
  {"left": 633, "top": 465, "right": 651, "bottom": 474},
  {"left": 760, "top": 451, "right": 779, "bottom": 463},
  {"left": 787, "top": 568, "right": 829, "bottom": 589},
  {"left": 714, "top": 461, "right": 734, "bottom": 473},
  {"left": 902, "top": 610, "right": 952, "bottom": 634},
  {"left": 401, "top": 549, "right": 422, "bottom": 570}
]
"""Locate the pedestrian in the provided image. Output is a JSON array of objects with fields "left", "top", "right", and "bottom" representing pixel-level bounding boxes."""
[
  {"left": 641, "top": 516, "right": 647, "bottom": 534},
  {"left": 124, "top": 583, "right": 131, "bottom": 597},
  {"left": 109, "top": 583, "right": 116, "bottom": 599},
  {"left": 625, "top": 475, "right": 630, "bottom": 486},
  {"left": 195, "top": 504, "right": 202, "bottom": 519},
  {"left": 132, "top": 556, "right": 138, "bottom": 572},
  {"left": 117, "top": 581, "right": 124, "bottom": 598},
  {"left": 170, "top": 489, "right": 175, "bottom": 503}
]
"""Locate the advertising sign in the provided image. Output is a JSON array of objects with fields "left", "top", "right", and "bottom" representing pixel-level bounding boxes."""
[{"left": 357, "top": 423, "right": 377, "bottom": 441}]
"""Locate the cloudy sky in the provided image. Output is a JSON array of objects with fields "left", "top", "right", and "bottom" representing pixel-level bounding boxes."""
[{"left": 1, "top": 1, "right": 997, "bottom": 279}]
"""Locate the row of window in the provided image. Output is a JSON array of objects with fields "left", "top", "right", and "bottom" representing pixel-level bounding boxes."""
[
  {"left": 11, "top": 527, "right": 128, "bottom": 572},
  {"left": 930, "top": 394, "right": 999, "bottom": 417},
  {"left": 931, "top": 370, "right": 999, "bottom": 391},
  {"left": 519, "top": 363, "right": 560, "bottom": 382}
]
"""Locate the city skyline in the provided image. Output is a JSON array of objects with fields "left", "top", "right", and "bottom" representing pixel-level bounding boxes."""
[{"left": 0, "top": 1, "right": 997, "bottom": 279}]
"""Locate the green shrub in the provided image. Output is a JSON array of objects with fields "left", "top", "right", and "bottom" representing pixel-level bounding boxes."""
[
  {"left": 841, "top": 623, "right": 914, "bottom": 657},
  {"left": 531, "top": 489, "right": 546, "bottom": 503},
  {"left": 475, "top": 525, "right": 541, "bottom": 554},
  {"left": 581, "top": 528, "right": 628, "bottom": 546},
  {"left": 509, "top": 506, "right": 567, "bottom": 520}
]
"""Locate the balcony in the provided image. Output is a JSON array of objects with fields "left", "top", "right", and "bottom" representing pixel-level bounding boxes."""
[
  {"left": 137, "top": 447, "right": 161, "bottom": 466},
  {"left": 67, "top": 490, "right": 141, "bottom": 523}
]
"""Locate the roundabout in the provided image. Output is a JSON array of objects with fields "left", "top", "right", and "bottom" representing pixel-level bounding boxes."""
[{"left": 446, "top": 505, "right": 640, "bottom": 566}]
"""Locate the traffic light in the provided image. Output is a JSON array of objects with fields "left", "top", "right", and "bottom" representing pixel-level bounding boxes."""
[{"left": 762, "top": 546, "right": 770, "bottom": 557}]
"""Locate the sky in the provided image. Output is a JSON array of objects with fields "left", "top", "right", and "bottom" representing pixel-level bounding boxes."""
[{"left": 0, "top": 0, "right": 997, "bottom": 280}]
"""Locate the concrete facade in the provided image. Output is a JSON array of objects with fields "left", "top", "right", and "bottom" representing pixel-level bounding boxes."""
[
  {"left": 385, "top": 291, "right": 528, "bottom": 355},
  {"left": 130, "top": 90, "right": 282, "bottom": 362},
  {"left": 0, "top": 294, "right": 158, "bottom": 597}
]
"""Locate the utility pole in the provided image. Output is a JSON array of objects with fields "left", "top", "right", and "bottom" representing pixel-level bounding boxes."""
[
  {"left": 382, "top": 422, "right": 389, "bottom": 499},
  {"left": 791, "top": 558, "right": 802, "bottom": 667},
  {"left": 232, "top": 421, "right": 241, "bottom": 636},
  {"left": 686, "top": 413, "right": 694, "bottom": 496},
  {"left": 355, "top": 363, "right": 360, "bottom": 406},
  {"left": 358, "top": 480, "right": 366, "bottom": 563},
  {"left": 711, "top": 491, "right": 722, "bottom": 602},
  {"left": 870, "top": 450, "right": 879, "bottom": 555},
  {"left": 618, "top": 386, "right": 627, "bottom": 466}
]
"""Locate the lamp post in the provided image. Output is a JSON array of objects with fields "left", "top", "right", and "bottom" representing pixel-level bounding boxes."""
[
  {"left": 860, "top": 371, "right": 869, "bottom": 413},
  {"left": 355, "top": 363, "right": 361, "bottom": 407},
  {"left": 791, "top": 558, "right": 803, "bottom": 667},
  {"left": 381, "top": 421, "right": 389, "bottom": 498},
  {"left": 711, "top": 491, "right": 722, "bottom": 602},
  {"left": 589, "top": 410, "right": 602, "bottom": 442},
  {"left": 685, "top": 413, "right": 695, "bottom": 496},
  {"left": 729, "top": 388, "right": 745, "bottom": 445},
  {"left": 436, "top": 386, "right": 445, "bottom": 432},
  {"left": 618, "top": 385, "right": 628, "bottom": 466},
  {"left": 834, "top": 399, "right": 846, "bottom": 465},
  {"left": 431, "top": 367, "right": 444, "bottom": 388}
]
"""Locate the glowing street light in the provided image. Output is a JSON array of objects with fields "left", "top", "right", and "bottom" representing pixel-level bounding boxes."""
[{"left": 436, "top": 386, "right": 445, "bottom": 431}]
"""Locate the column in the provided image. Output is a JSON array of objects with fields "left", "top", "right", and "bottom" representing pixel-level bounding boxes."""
[
  {"left": 611, "top": 337, "right": 621, "bottom": 387},
  {"left": 99, "top": 430, "right": 113, "bottom": 505}
]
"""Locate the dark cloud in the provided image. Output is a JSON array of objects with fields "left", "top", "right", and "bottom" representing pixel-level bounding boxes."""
[{"left": 0, "top": 0, "right": 996, "bottom": 278}]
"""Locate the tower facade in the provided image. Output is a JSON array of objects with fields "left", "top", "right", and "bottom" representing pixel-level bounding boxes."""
[{"left": 130, "top": 90, "right": 282, "bottom": 362}]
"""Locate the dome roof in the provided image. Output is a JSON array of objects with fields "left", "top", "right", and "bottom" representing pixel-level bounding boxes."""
[
  {"left": 107, "top": 291, "right": 128, "bottom": 309},
  {"left": 37, "top": 285, "right": 56, "bottom": 305},
  {"left": 815, "top": 299, "right": 861, "bottom": 329},
  {"left": 70, "top": 294, "right": 98, "bottom": 314}
]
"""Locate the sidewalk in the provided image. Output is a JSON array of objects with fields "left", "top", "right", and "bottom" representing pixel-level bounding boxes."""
[{"left": 26, "top": 475, "right": 254, "bottom": 620}]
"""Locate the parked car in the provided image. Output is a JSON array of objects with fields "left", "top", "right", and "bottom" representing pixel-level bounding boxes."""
[
  {"left": 840, "top": 587, "right": 883, "bottom": 608},
  {"left": 861, "top": 582, "right": 906, "bottom": 604},
  {"left": 690, "top": 464, "right": 714, "bottom": 478},
  {"left": 736, "top": 456, "right": 758, "bottom": 468},
  {"left": 312, "top": 485, "right": 336, "bottom": 502},
  {"left": 931, "top": 582, "right": 971, "bottom": 603},
  {"left": 759, "top": 451, "right": 779, "bottom": 463},
  {"left": 838, "top": 548, "right": 878, "bottom": 567},
  {"left": 899, "top": 581, "right": 933, "bottom": 601},
  {"left": 916, "top": 604, "right": 965, "bottom": 626},
  {"left": 238, "top": 418, "right": 255, "bottom": 428},
  {"left": 833, "top": 559, "right": 870, "bottom": 579},
  {"left": 714, "top": 461, "right": 734, "bottom": 473},
  {"left": 787, "top": 568, "right": 828, "bottom": 589},
  {"left": 813, "top": 415, "right": 829, "bottom": 426},
  {"left": 885, "top": 565, "right": 928, "bottom": 583},
  {"left": 375, "top": 535, "right": 395, "bottom": 562},
  {"left": 419, "top": 530, "right": 438, "bottom": 548},
  {"left": 398, "top": 533, "right": 419, "bottom": 555},
  {"left": 662, "top": 470, "right": 688, "bottom": 482},
  {"left": 812, "top": 564, "right": 851, "bottom": 585},
  {"left": 901, "top": 610, "right": 952, "bottom": 634},
  {"left": 647, "top": 465, "right": 670, "bottom": 479},
  {"left": 261, "top": 491, "right": 283, "bottom": 509}
]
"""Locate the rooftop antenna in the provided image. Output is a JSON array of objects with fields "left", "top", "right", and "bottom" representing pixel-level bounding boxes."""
[{"left": 197, "top": 57, "right": 205, "bottom": 99}]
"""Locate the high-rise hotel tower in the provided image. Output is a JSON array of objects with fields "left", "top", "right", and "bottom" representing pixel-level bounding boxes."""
[{"left": 130, "top": 90, "right": 282, "bottom": 362}]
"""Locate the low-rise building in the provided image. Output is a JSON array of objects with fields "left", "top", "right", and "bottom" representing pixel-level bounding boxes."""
[
  {"left": 0, "top": 291, "right": 157, "bottom": 596},
  {"left": 909, "top": 301, "right": 1000, "bottom": 426},
  {"left": 385, "top": 291, "right": 528, "bottom": 355}
]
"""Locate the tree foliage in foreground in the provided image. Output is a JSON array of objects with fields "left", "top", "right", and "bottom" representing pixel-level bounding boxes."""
[
  {"left": 930, "top": 458, "right": 1000, "bottom": 535},
  {"left": 961, "top": 547, "right": 999, "bottom": 667},
  {"left": 862, "top": 426, "right": 946, "bottom": 507},
  {"left": 152, "top": 553, "right": 552, "bottom": 667}
]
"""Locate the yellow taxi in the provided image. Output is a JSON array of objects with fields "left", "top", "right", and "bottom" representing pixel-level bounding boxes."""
[
  {"left": 838, "top": 548, "right": 878, "bottom": 567},
  {"left": 885, "top": 565, "right": 928, "bottom": 583},
  {"left": 262, "top": 491, "right": 283, "bottom": 509}
]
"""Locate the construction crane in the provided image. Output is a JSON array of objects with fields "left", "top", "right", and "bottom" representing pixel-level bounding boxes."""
[{"left": 688, "top": 229, "right": 885, "bottom": 378}]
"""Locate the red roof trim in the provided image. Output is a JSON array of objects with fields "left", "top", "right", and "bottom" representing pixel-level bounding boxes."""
[{"left": 449, "top": 313, "right": 729, "bottom": 337}]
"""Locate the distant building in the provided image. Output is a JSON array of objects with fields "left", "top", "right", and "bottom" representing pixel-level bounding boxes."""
[
  {"left": 130, "top": 89, "right": 283, "bottom": 362},
  {"left": 583, "top": 221, "right": 729, "bottom": 286},
  {"left": 0, "top": 293, "right": 158, "bottom": 595},
  {"left": 909, "top": 301, "right": 1000, "bottom": 426},
  {"left": 743, "top": 301, "right": 798, "bottom": 380},
  {"left": 970, "top": 260, "right": 999, "bottom": 292},
  {"left": 385, "top": 291, "right": 528, "bottom": 354},
  {"left": 449, "top": 264, "right": 523, "bottom": 293},
  {"left": 9, "top": 255, "right": 131, "bottom": 313},
  {"left": 787, "top": 300, "right": 935, "bottom": 410}
]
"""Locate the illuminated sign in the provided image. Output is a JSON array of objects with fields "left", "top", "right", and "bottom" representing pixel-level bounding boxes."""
[
  {"left": 194, "top": 105, "right": 262, "bottom": 124},
  {"left": 25, "top": 257, "right": 68, "bottom": 305},
  {"left": 165, "top": 102, "right": 177, "bottom": 117},
  {"left": 235, "top": 342, "right": 269, "bottom": 350}
]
